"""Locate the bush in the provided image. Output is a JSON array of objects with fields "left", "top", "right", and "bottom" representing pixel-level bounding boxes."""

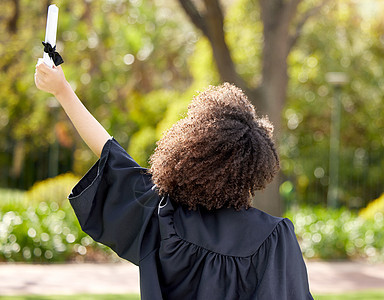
[
  {"left": 26, "top": 173, "right": 80, "bottom": 207},
  {"left": 0, "top": 175, "right": 116, "bottom": 263},
  {"left": 285, "top": 206, "right": 384, "bottom": 262},
  {"left": 3, "top": 174, "right": 383, "bottom": 263},
  {"left": 359, "top": 193, "right": 384, "bottom": 221}
]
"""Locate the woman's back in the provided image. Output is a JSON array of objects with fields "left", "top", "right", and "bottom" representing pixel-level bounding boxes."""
[{"left": 156, "top": 199, "right": 312, "bottom": 299}]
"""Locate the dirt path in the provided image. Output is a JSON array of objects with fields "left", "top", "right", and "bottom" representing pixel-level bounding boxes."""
[{"left": 0, "top": 261, "right": 383, "bottom": 296}]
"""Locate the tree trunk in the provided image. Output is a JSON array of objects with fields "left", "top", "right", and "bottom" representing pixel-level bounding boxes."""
[{"left": 253, "top": 0, "right": 293, "bottom": 216}]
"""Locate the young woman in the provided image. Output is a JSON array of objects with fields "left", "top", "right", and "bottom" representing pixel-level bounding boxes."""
[{"left": 35, "top": 62, "right": 313, "bottom": 300}]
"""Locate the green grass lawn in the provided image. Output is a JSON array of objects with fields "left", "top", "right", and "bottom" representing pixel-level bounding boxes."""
[
  {"left": 1, "top": 291, "right": 384, "bottom": 300},
  {"left": 315, "top": 290, "right": 384, "bottom": 300}
]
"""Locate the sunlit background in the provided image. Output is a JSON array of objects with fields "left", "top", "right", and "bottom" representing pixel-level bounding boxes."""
[{"left": 0, "top": 0, "right": 383, "bottom": 291}]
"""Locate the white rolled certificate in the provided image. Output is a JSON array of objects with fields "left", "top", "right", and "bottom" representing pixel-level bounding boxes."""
[{"left": 43, "top": 5, "right": 59, "bottom": 68}]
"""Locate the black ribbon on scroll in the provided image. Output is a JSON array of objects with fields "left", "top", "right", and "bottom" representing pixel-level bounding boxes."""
[{"left": 42, "top": 41, "right": 64, "bottom": 66}]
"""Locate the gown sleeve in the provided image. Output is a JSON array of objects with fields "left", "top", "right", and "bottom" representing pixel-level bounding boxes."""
[
  {"left": 68, "top": 138, "right": 160, "bottom": 265},
  {"left": 253, "top": 218, "right": 314, "bottom": 300}
]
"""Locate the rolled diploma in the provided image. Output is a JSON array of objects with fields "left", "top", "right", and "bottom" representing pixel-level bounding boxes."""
[{"left": 43, "top": 5, "right": 59, "bottom": 68}]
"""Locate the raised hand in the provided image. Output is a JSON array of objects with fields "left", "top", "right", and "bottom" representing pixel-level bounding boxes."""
[{"left": 34, "top": 60, "right": 69, "bottom": 97}]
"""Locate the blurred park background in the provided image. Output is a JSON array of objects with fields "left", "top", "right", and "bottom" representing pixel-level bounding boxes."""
[{"left": 1, "top": 0, "right": 384, "bottom": 283}]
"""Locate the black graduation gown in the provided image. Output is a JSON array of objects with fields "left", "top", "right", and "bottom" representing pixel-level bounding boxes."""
[{"left": 69, "top": 138, "right": 314, "bottom": 300}]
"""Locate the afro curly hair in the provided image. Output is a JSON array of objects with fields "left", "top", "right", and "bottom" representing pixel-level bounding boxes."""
[{"left": 149, "top": 83, "right": 279, "bottom": 210}]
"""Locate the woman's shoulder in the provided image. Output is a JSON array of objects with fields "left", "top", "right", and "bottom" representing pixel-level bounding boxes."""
[{"left": 171, "top": 203, "right": 287, "bottom": 257}]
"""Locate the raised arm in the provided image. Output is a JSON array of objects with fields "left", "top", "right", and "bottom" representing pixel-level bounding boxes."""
[{"left": 35, "top": 62, "right": 111, "bottom": 157}]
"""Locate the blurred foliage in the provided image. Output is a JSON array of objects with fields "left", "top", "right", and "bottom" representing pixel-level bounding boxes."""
[
  {"left": 360, "top": 193, "right": 384, "bottom": 220},
  {"left": 0, "top": 0, "right": 196, "bottom": 187},
  {"left": 281, "top": 1, "right": 384, "bottom": 209},
  {"left": 285, "top": 206, "right": 384, "bottom": 262},
  {"left": 0, "top": 176, "right": 116, "bottom": 263},
  {"left": 225, "top": 0, "right": 263, "bottom": 86},
  {"left": 26, "top": 173, "right": 79, "bottom": 207}
]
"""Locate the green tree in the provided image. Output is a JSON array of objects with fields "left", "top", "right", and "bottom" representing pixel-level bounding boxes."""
[
  {"left": 0, "top": 0, "right": 194, "bottom": 188},
  {"left": 283, "top": 2, "right": 384, "bottom": 209}
]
